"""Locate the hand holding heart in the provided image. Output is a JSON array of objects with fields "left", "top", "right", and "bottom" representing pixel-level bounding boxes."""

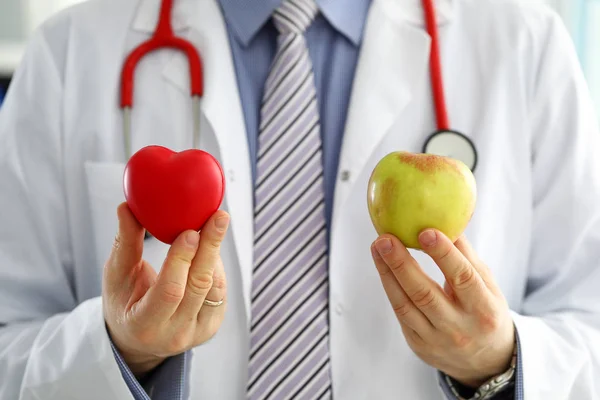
[
  {"left": 371, "top": 230, "right": 515, "bottom": 387},
  {"left": 103, "top": 203, "right": 230, "bottom": 378},
  {"left": 124, "top": 146, "right": 226, "bottom": 244}
]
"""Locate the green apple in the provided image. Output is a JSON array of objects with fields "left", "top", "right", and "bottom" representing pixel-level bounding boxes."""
[{"left": 367, "top": 152, "right": 477, "bottom": 249}]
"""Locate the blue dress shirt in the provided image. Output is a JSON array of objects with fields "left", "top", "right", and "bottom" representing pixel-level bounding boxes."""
[{"left": 112, "top": 0, "right": 523, "bottom": 398}]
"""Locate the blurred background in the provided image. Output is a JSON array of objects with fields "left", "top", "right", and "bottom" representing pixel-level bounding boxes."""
[{"left": 0, "top": 0, "right": 599, "bottom": 114}]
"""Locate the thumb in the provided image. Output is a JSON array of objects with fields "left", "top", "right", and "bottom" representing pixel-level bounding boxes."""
[{"left": 104, "top": 202, "right": 145, "bottom": 284}]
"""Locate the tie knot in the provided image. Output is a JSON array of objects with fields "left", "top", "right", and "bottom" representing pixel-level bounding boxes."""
[{"left": 273, "top": 0, "right": 318, "bottom": 34}]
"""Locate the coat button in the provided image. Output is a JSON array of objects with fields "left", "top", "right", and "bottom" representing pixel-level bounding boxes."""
[
  {"left": 228, "top": 169, "right": 235, "bottom": 182},
  {"left": 335, "top": 303, "right": 344, "bottom": 315},
  {"left": 340, "top": 170, "right": 351, "bottom": 181}
]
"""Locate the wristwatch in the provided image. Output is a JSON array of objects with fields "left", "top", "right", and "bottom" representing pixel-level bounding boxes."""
[{"left": 444, "top": 344, "right": 517, "bottom": 400}]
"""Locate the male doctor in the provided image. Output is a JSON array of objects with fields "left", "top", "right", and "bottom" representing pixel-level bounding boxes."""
[{"left": 1, "top": 0, "right": 600, "bottom": 399}]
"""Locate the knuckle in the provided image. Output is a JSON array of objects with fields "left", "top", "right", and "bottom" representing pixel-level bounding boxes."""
[
  {"left": 450, "top": 331, "right": 472, "bottom": 349},
  {"left": 187, "top": 273, "right": 214, "bottom": 295},
  {"left": 210, "top": 275, "right": 227, "bottom": 291},
  {"left": 159, "top": 281, "right": 186, "bottom": 304},
  {"left": 388, "top": 257, "right": 407, "bottom": 273},
  {"left": 411, "top": 287, "right": 437, "bottom": 309},
  {"left": 452, "top": 266, "right": 477, "bottom": 289},
  {"left": 393, "top": 302, "right": 412, "bottom": 318},
  {"left": 112, "top": 234, "right": 122, "bottom": 252},
  {"left": 477, "top": 310, "right": 500, "bottom": 333},
  {"left": 170, "top": 252, "right": 194, "bottom": 266}
]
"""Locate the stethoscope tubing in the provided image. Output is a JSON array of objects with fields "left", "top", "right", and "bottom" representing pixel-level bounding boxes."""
[
  {"left": 118, "top": 0, "right": 477, "bottom": 171},
  {"left": 119, "top": 0, "right": 204, "bottom": 160},
  {"left": 421, "top": 0, "right": 478, "bottom": 171}
]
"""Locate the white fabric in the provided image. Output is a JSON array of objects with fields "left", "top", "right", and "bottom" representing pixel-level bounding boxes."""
[
  {"left": 542, "top": 0, "right": 600, "bottom": 116},
  {"left": 0, "top": 0, "right": 599, "bottom": 399},
  {"left": 581, "top": 1, "right": 600, "bottom": 116}
]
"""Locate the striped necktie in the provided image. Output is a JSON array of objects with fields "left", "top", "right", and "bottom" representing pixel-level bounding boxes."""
[{"left": 247, "top": 1, "right": 332, "bottom": 399}]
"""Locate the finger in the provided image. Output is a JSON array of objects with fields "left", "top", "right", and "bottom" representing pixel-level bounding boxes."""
[
  {"left": 205, "top": 254, "right": 227, "bottom": 304},
  {"left": 443, "top": 281, "right": 456, "bottom": 301},
  {"left": 140, "top": 230, "right": 200, "bottom": 320},
  {"left": 371, "top": 245, "right": 435, "bottom": 337},
  {"left": 454, "top": 235, "right": 497, "bottom": 290},
  {"left": 176, "top": 211, "right": 230, "bottom": 319},
  {"left": 374, "top": 235, "right": 455, "bottom": 327},
  {"left": 453, "top": 235, "right": 479, "bottom": 265},
  {"left": 197, "top": 260, "right": 228, "bottom": 324},
  {"left": 104, "top": 202, "right": 145, "bottom": 289},
  {"left": 418, "top": 229, "right": 489, "bottom": 307}
]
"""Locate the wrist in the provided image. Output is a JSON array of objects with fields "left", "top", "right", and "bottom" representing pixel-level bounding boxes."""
[
  {"left": 451, "top": 351, "right": 513, "bottom": 388},
  {"left": 106, "top": 324, "right": 167, "bottom": 378},
  {"left": 455, "top": 376, "right": 488, "bottom": 389},
  {"left": 120, "top": 349, "right": 167, "bottom": 379},
  {"left": 453, "top": 324, "right": 516, "bottom": 387},
  {"left": 444, "top": 358, "right": 516, "bottom": 400},
  {"left": 444, "top": 330, "right": 518, "bottom": 399}
]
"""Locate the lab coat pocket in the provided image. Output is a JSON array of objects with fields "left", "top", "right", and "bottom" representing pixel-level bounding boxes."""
[{"left": 84, "top": 161, "right": 170, "bottom": 273}]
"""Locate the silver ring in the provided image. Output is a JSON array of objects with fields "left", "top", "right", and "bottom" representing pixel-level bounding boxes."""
[{"left": 203, "top": 298, "right": 224, "bottom": 307}]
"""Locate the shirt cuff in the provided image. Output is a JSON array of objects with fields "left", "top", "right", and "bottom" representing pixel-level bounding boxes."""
[
  {"left": 109, "top": 338, "right": 189, "bottom": 400},
  {"left": 438, "top": 328, "right": 523, "bottom": 400}
]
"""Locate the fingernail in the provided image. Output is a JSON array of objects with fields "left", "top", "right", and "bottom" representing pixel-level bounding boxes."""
[
  {"left": 215, "top": 216, "right": 229, "bottom": 232},
  {"left": 375, "top": 238, "right": 393, "bottom": 255},
  {"left": 419, "top": 230, "right": 437, "bottom": 247},
  {"left": 186, "top": 231, "right": 200, "bottom": 246}
]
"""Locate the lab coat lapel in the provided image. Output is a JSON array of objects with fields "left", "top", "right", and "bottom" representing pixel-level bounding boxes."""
[
  {"left": 132, "top": 0, "right": 255, "bottom": 321},
  {"left": 334, "top": 0, "right": 451, "bottom": 225}
]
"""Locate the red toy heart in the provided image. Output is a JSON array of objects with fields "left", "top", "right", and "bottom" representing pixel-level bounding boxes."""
[{"left": 123, "top": 145, "right": 225, "bottom": 244}]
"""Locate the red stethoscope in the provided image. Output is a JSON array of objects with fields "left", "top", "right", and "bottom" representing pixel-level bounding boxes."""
[
  {"left": 120, "top": 0, "right": 203, "bottom": 160},
  {"left": 119, "top": 0, "right": 478, "bottom": 172},
  {"left": 421, "top": 0, "right": 478, "bottom": 171}
]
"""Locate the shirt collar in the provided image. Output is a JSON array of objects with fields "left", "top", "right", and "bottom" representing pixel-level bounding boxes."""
[{"left": 218, "top": 0, "right": 371, "bottom": 47}]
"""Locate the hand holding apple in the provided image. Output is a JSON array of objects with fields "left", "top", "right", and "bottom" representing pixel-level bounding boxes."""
[
  {"left": 367, "top": 152, "right": 515, "bottom": 387},
  {"left": 371, "top": 231, "right": 515, "bottom": 387}
]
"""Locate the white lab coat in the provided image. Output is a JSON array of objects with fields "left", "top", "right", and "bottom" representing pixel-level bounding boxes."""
[{"left": 1, "top": 0, "right": 599, "bottom": 398}]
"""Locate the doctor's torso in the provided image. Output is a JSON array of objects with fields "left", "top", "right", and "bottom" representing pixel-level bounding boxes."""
[{"left": 25, "top": 0, "right": 559, "bottom": 397}]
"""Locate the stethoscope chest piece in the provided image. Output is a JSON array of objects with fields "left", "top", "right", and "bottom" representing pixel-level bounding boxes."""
[
  {"left": 423, "top": 130, "right": 477, "bottom": 171},
  {"left": 422, "top": 130, "right": 478, "bottom": 172}
]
